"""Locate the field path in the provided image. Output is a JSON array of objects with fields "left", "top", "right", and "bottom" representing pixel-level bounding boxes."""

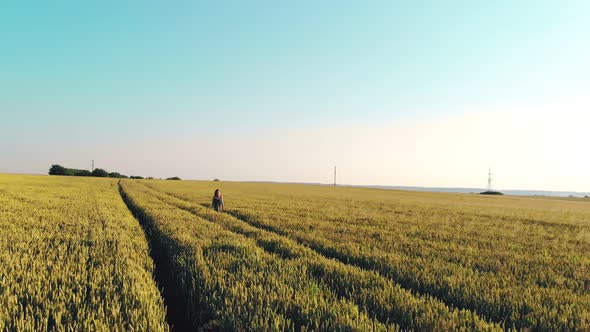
[
  {"left": 118, "top": 182, "right": 192, "bottom": 332},
  {"left": 120, "top": 180, "right": 404, "bottom": 330}
]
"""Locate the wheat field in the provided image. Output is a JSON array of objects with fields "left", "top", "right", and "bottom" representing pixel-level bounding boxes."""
[
  {"left": 0, "top": 174, "right": 168, "bottom": 331},
  {"left": 1, "top": 174, "right": 589, "bottom": 331}
]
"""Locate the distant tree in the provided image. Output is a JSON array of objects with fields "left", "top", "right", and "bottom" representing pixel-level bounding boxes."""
[
  {"left": 213, "top": 178, "right": 220, "bottom": 182},
  {"left": 49, "top": 164, "right": 67, "bottom": 175},
  {"left": 585, "top": 195, "right": 589, "bottom": 198},
  {"left": 91, "top": 168, "right": 109, "bottom": 177},
  {"left": 49, "top": 165, "right": 93, "bottom": 176},
  {"left": 72, "top": 169, "right": 91, "bottom": 177},
  {"left": 480, "top": 191, "right": 504, "bottom": 195},
  {"left": 147, "top": 177, "right": 154, "bottom": 180},
  {"left": 108, "top": 172, "right": 124, "bottom": 178},
  {"left": 166, "top": 177, "right": 181, "bottom": 180},
  {"left": 130, "top": 176, "right": 144, "bottom": 180}
]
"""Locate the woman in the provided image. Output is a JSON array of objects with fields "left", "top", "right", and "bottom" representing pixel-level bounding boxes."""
[{"left": 212, "top": 189, "right": 224, "bottom": 212}]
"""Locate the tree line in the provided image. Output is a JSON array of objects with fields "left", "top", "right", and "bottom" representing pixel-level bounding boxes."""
[
  {"left": 49, "top": 164, "right": 144, "bottom": 178},
  {"left": 48, "top": 164, "right": 182, "bottom": 180},
  {"left": 47, "top": 164, "right": 184, "bottom": 180}
]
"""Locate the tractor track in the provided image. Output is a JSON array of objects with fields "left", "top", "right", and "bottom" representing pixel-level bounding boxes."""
[
  {"left": 137, "top": 182, "right": 502, "bottom": 330},
  {"left": 118, "top": 182, "right": 193, "bottom": 332}
]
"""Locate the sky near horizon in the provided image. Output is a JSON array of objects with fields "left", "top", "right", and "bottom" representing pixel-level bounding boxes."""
[{"left": 1, "top": 1, "right": 589, "bottom": 191}]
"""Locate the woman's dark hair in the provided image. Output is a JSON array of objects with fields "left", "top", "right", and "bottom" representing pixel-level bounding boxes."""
[{"left": 214, "top": 189, "right": 221, "bottom": 197}]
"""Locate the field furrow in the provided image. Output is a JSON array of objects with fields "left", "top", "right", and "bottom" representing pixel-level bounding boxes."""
[
  {"left": 138, "top": 181, "right": 501, "bottom": 331},
  {"left": 120, "top": 179, "right": 401, "bottom": 331},
  {"left": 118, "top": 182, "right": 192, "bottom": 331},
  {"left": 144, "top": 183, "right": 510, "bottom": 329}
]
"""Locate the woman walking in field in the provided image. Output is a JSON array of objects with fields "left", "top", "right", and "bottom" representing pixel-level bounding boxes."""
[{"left": 212, "top": 189, "right": 224, "bottom": 212}]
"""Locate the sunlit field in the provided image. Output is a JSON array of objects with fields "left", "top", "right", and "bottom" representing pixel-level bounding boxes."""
[
  {"left": 1, "top": 174, "right": 589, "bottom": 330},
  {"left": 132, "top": 179, "right": 590, "bottom": 330},
  {"left": 0, "top": 174, "right": 167, "bottom": 331}
]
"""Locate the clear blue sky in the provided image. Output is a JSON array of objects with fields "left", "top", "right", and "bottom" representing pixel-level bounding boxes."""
[{"left": 1, "top": 1, "right": 589, "bottom": 191}]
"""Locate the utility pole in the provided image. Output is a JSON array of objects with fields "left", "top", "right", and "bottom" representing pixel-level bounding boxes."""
[
  {"left": 92, "top": 160, "right": 94, "bottom": 172},
  {"left": 333, "top": 166, "right": 337, "bottom": 187}
]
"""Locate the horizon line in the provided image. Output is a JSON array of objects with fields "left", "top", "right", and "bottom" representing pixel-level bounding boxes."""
[{"left": 1, "top": 172, "right": 588, "bottom": 197}]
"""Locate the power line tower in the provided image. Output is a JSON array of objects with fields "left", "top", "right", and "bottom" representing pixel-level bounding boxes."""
[
  {"left": 487, "top": 167, "right": 493, "bottom": 191},
  {"left": 92, "top": 160, "right": 94, "bottom": 172},
  {"left": 333, "top": 166, "right": 337, "bottom": 187}
]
